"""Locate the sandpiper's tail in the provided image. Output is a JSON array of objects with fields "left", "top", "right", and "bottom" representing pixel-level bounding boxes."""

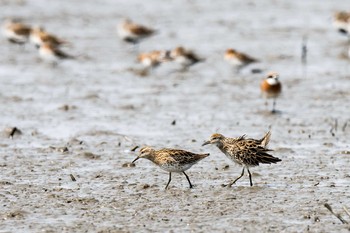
[
  {"left": 198, "top": 153, "right": 210, "bottom": 159},
  {"left": 258, "top": 152, "right": 282, "bottom": 164},
  {"left": 260, "top": 131, "right": 271, "bottom": 148}
]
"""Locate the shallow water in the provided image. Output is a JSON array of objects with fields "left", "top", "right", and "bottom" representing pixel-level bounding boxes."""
[{"left": 1, "top": 0, "right": 350, "bottom": 232}]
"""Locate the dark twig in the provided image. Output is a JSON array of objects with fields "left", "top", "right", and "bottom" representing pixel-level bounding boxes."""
[
  {"left": 70, "top": 174, "right": 77, "bottom": 182},
  {"left": 342, "top": 121, "right": 348, "bottom": 132},
  {"left": 130, "top": 145, "right": 139, "bottom": 152},
  {"left": 343, "top": 206, "right": 350, "bottom": 218},
  {"left": 8, "top": 127, "right": 22, "bottom": 139},
  {"left": 301, "top": 35, "right": 308, "bottom": 65},
  {"left": 324, "top": 203, "right": 348, "bottom": 224},
  {"left": 330, "top": 126, "right": 335, "bottom": 137},
  {"left": 334, "top": 118, "right": 338, "bottom": 132},
  {"left": 330, "top": 118, "right": 338, "bottom": 137}
]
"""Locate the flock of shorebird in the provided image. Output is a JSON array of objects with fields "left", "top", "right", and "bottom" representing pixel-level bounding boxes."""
[
  {"left": 2, "top": 18, "right": 282, "bottom": 112},
  {"left": 131, "top": 10, "right": 350, "bottom": 189},
  {"left": 2, "top": 10, "right": 349, "bottom": 189},
  {"left": 118, "top": 13, "right": 284, "bottom": 188},
  {"left": 2, "top": 19, "right": 73, "bottom": 63}
]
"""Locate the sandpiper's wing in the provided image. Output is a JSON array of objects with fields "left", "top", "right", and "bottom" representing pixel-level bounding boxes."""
[
  {"left": 237, "top": 52, "right": 258, "bottom": 63},
  {"left": 224, "top": 135, "right": 246, "bottom": 144},
  {"left": 186, "top": 51, "right": 205, "bottom": 63},
  {"left": 230, "top": 139, "right": 279, "bottom": 166},
  {"left": 42, "top": 34, "right": 68, "bottom": 46},
  {"left": 158, "top": 149, "right": 209, "bottom": 165},
  {"left": 129, "top": 24, "right": 155, "bottom": 36},
  {"left": 54, "top": 47, "right": 74, "bottom": 59},
  {"left": 12, "top": 24, "right": 31, "bottom": 36}
]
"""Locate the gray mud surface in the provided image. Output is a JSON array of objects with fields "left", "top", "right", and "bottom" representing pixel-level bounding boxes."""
[{"left": 1, "top": 0, "right": 350, "bottom": 232}]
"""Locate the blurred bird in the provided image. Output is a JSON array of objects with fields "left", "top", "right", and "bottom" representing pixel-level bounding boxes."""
[
  {"left": 169, "top": 46, "right": 204, "bottom": 71},
  {"left": 2, "top": 19, "right": 31, "bottom": 44},
  {"left": 38, "top": 42, "right": 74, "bottom": 65},
  {"left": 117, "top": 19, "right": 156, "bottom": 47},
  {"left": 224, "top": 48, "right": 258, "bottom": 73},
  {"left": 137, "top": 50, "right": 171, "bottom": 69},
  {"left": 260, "top": 72, "right": 282, "bottom": 113},
  {"left": 30, "top": 27, "right": 68, "bottom": 48},
  {"left": 333, "top": 11, "right": 350, "bottom": 36}
]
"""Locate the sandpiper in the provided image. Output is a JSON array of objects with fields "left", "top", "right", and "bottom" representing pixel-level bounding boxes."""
[
  {"left": 137, "top": 50, "right": 171, "bottom": 69},
  {"left": 202, "top": 132, "right": 281, "bottom": 187},
  {"left": 30, "top": 27, "right": 68, "bottom": 48},
  {"left": 117, "top": 19, "right": 156, "bottom": 45},
  {"left": 224, "top": 48, "right": 257, "bottom": 72},
  {"left": 38, "top": 42, "right": 74, "bottom": 65},
  {"left": 132, "top": 146, "right": 209, "bottom": 189},
  {"left": 169, "top": 46, "right": 204, "bottom": 71},
  {"left": 260, "top": 71, "right": 282, "bottom": 113},
  {"left": 2, "top": 19, "right": 31, "bottom": 44},
  {"left": 333, "top": 11, "right": 350, "bottom": 36}
]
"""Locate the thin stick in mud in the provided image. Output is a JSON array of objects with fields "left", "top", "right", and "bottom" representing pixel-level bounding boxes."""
[{"left": 324, "top": 203, "right": 348, "bottom": 224}]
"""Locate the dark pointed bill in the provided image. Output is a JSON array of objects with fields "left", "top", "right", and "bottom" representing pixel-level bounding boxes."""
[
  {"left": 202, "top": 141, "right": 210, "bottom": 146},
  {"left": 132, "top": 157, "right": 140, "bottom": 163}
]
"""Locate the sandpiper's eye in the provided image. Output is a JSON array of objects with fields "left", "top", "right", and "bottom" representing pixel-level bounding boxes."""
[{"left": 267, "top": 75, "right": 273, "bottom": 79}]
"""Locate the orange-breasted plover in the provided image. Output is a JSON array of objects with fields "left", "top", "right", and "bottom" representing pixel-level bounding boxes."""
[
  {"left": 30, "top": 27, "right": 68, "bottom": 48},
  {"left": 169, "top": 46, "right": 204, "bottom": 71},
  {"left": 2, "top": 19, "right": 31, "bottom": 44},
  {"left": 203, "top": 131, "right": 281, "bottom": 187},
  {"left": 117, "top": 19, "right": 156, "bottom": 45},
  {"left": 260, "top": 72, "right": 282, "bottom": 113},
  {"left": 38, "top": 42, "right": 74, "bottom": 65},
  {"left": 132, "top": 146, "right": 209, "bottom": 189},
  {"left": 224, "top": 48, "right": 258, "bottom": 72},
  {"left": 333, "top": 11, "right": 350, "bottom": 36}
]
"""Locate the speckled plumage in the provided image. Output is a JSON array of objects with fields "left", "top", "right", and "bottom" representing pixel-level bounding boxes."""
[
  {"left": 39, "top": 42, "right": 74, "bottom": 65},
  {"left": 132, "top": 146, "right": 209, "bottom": 189},
  {"left": 2, "top": 20, "right": 31, "bottom": 44},
  {"left": 170, "top": 46, "right": 204, "bottom": 70},
  {"left": 203, "top": 132, "right": 281, "bottom": 186},
  {"left": 137, "top": 50, "right": 171, "bottom": 68},
  {"left": 30, "top": 27, "right": 68, "bottom": 48},
  {"left": 117, "top": 19, "right": 156, "bottom": 45},
  {"left": 224, "top": 48, "right": 257, "bottom": 72}
]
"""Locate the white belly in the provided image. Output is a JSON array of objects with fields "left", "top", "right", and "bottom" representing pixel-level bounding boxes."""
[{"left": 39, "top": 49, "right": 58, "bottom": 62}]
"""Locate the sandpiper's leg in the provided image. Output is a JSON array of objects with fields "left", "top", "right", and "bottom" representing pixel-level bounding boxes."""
[
  {"left": 235, "top": 66, "right": 240, "bottom": 74},
  {"left": 165, "top": 172, "right": 172, "bottom": 189},
  {"left": 179, "top": 66, "right": 188, "bottom": 73},
  {"left": 229, "top": 167, "right": 245, "bottom": 186},
  {"left": 264, "top": 100, "right": 268, "bottom": 111},
  {"left": 247, "top": 168, "right": 253, "bottom": 186},
  {"left": 271, "top": 99, "right": 277, "bottom": 113},
  {"left": 133, "top": 41, "right": 139, "bottom": 53},
  {"left": 50, "top": 61, "right": 58, "bottom": 68},
  {"left": 183, "top": 171, "right": 193, "bottom": 189}
]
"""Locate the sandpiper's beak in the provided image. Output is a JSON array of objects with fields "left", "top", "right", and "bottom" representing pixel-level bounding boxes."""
[
  {"left": 132, "top": 157, "right": 140, "bottom": 163},
  {"left": 202, "top": 141, "right": 211, "bottom": 146}
]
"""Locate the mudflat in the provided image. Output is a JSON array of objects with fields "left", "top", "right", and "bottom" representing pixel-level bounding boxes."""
[{"left": 1, "top": 0, "right": 350, "bottom": 232}]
